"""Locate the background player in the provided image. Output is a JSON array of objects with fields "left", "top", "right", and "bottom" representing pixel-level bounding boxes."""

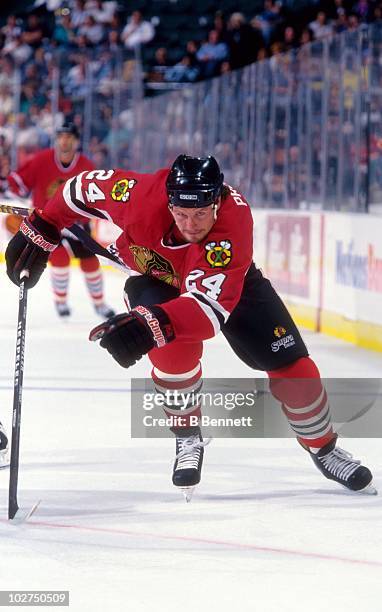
[
  {"left": 5, "top": 123, "right": 115, "bottom": 319},
  {"left": 4, "top": 155, "right": 375, "bottom": 499}
]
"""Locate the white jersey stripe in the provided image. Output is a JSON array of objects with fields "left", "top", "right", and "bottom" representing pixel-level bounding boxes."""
[{"left": 183, "top": 289, "right": 230, "bottom": 321}]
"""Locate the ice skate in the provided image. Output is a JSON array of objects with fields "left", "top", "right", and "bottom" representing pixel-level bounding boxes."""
[
  {"left": 172, "top": 428, "right": 210, "bottom": 502},
  {"left": 55, "top": 302, "right": 71, "bottom": 318},
  {"left": 94, "top": 303, "right": 116, "bottom": 319},
  {"left": 308, "top": 437, "right": 377, "bottom": 494},
  {"left": 0, "top": 422, "right": 10, "bottom": 469}
]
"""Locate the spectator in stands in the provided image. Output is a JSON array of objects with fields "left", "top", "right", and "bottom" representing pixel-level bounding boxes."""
[
  {"left": 77, "top": 14, "right": 104, "bottom": 45},
  {"left": 196, "top": 29, "right": 229, "bottom": 78},
  {"left": 15, "top": 112, "right": 40, "bottom": 150},
  {"left": 164, "top": 54, "right": 200, "bottom": 83},
  {"left": 256, "top": 0, "right": 283, "bottom": 45},
  {"left": 0, "top": 83, "right": 13, "bottom": 117},
  {"left": 70, "top": 0, "right": 88, "bottom": 30},
  {"left": 1, "top": 15, "right": 22, "bottom": 47},
  {"left": 3, "top": 34, "right": 33, "bottom": 67},
  {"left": 327, "top": 0, "right": 347, "bottom": 20},
  {"left": 226, "top": 12, "right": 263, "bottom": 69},
  {"left": 185, "top": 40, "right": 200, "bottom": 64},
  {"left": 300, "top": 27, "right": 314, "bottom": 45},
  {"left": 309, "top": 11, "right": 333, "bottom": 39},
  {"left": 52, "top": 13, "right": 76, "bottom": 47},
  {"left": 334, "top": 11, "right": 349, "bottom": 33},
  {"left": 213, "top": 11, "right": 228, "bottom": 43},
  {"left": 146, "top": 47, "right": 171, "bottom": 83},
  {"left": 107, "top": 28, "right": 121, "bottom": 52},
  {"left": 347, "top": 12, "right": 361, "bottom": 30},
  {"left": 220, "top": 60, "right": 232, "bottom": 74},
  {"left": 86, "top": 0, "right": 117, "bottom": 26},
  {"left": 22, "top": 13, "right": 46, "bottom": 49},
  {"left": 352, "top": 0, "right": 374, "bottom": 22},
  {"left": 121, "top": 10, "right": 155, "bottom": 50},
  {"left": 0, "top": 55, "right": 15, "bottom": 88},
  {"left": 65, "top": 56, "right": 88, "bottom": 97},
  {"left": 282, "top": 26, "right": 298, "bottom": 52},
  {"left": 256, "top": 47, "right": 269, "bottom": 61}
]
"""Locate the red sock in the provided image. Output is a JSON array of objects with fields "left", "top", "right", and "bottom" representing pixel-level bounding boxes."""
[{"left": 268, "top": 357, "right": 335, "bottom": 449}]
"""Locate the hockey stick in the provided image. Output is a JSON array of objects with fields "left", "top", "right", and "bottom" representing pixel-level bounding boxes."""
[
  {"left": 0, "top": 203, "right": 128, "bottom": 271},
  {"left": 8, "top": 271, "right": 40, "bottom": 521}
]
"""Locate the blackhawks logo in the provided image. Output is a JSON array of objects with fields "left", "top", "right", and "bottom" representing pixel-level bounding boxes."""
[
  {"left": 129, "top": 245, "right": 180, "bottom": 288},
  {"left": 46, "top": 178, "right": 66, "bottom": 199},
  {"left": 205, "top": 240, "right": 232, "bottom": 268},
  {"left": 274, "top": 326, "right": 287, "bottom": 338},
  {"left": 111, "top": 178, "right": 137, "bottom": 202}
]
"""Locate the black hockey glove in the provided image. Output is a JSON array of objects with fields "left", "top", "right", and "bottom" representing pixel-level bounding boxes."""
[
  {"left": 5, "top": 212, "right": 60, "bottom": 289},
  {"left": 89, "top": 305, "right": 175, "bottom": 368}
]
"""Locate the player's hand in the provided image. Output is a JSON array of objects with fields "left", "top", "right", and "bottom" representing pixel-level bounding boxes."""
[
  {"left": 89, "top": 305, "right": 175, "bottom": 368},
  {"left": 5, "top": 212, "right": 60, "bottom": 288}
]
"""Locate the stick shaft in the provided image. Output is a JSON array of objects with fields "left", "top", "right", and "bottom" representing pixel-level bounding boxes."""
[{"left": 8, "top": 279, "right": 28, "bottom": 520}]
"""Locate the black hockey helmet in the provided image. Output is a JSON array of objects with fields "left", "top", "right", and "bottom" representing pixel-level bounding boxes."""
[
  {"left": 166, "top": 154, "right": 224, "bottom": 207},
  {"left": 56, "top": 122, "right": 80, "bottom": 139}
]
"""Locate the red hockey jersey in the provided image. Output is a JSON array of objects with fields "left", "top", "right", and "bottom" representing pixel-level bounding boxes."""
[
  {"left": 41, "top": 168, "right": 254, "bottom": 342},
  {"left": 7, "top": 148, "right": 94, "bottom": 208}
]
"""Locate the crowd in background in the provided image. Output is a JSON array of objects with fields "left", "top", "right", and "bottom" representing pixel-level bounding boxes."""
[{"left": 0, "top": 0, "right": 382, "bottom": 181}]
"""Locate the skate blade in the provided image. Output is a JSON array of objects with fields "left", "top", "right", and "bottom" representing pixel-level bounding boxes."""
[
  {"left": 179, "top": 486, "right": 195, "bottom": 503},
  {"left": 360, "top": 482, "right": 378, "bottom": 495},
  {"left": 342, "top": 482, "right": 378, "bottom": 495}
]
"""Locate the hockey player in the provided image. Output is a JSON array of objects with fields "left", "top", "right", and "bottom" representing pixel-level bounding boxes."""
[
  {"left": 4, "top": 155, "right": 375, "bottom": 498},
  {"left": 5, "top": 123, "right": 115, "bottom": 319}
]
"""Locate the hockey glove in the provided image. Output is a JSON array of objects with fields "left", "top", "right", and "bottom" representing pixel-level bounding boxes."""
[
  {"left": 5, "top": 212, "right": 60, "bottom": 289},
  {"left": 89, "top": 305, "right": 175, "bottom": 368}
]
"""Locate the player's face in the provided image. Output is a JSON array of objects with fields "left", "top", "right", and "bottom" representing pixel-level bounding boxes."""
[
  {"left": 170, "top": 201, "right": 219, "bottom": 243},
  {"left": 56, "top": 133, "right": 78, "bottom": 158}
]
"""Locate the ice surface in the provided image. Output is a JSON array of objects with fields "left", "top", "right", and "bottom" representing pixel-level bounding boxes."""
[{"left": 1, "top": 264, "right": 381, "bottom": 612}]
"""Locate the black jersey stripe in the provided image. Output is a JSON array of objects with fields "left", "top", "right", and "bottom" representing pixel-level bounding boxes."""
[{"left": 191, "top": 292, "right": 226, "bottom": 328}]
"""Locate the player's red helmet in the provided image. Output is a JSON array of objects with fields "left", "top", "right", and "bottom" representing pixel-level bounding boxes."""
[{"left": 166, "top": 155, "right": 224, "bottom": 207}]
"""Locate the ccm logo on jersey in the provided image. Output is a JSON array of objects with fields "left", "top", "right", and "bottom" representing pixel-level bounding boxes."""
[
  {"left": 111, "top": 179, "right": 137, "bottom": 202},
  {"left": 179, "top": 193, "right": 198, "bottom": 200},
  {"left": 134, "top": 305, "right": 167, "bottom": 347},
  {"left": 205, "top": 240, "right": 232, "bottom": 268}
]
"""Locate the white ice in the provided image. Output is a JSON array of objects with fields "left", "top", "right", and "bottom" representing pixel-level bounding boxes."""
[{"left": 1, "top": 264, "right": 382, "bottom": 612}]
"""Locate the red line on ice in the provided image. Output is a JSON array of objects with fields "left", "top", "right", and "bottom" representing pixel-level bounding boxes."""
[{"left": 5, "top": 518, "right": 382, "bottom": 568}]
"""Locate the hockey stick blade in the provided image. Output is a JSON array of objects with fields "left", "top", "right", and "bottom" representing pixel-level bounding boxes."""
[{"left": 9, "top": 500, "right": 42, "bottom": 524}]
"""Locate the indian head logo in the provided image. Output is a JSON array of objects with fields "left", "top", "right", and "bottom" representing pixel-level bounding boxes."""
[
  {"left": 46, "top": 178, "right": 66, "bottom": 199},
  {"left": 129, "top": 245, "right": 180, "bottom": 288}
]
